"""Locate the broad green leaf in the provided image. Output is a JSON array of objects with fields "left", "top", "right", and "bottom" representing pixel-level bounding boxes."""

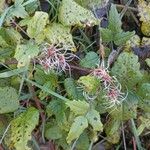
[
  {"left": 110, "top": 92, "right": 138, "bottom": 120},
  {"left": 108, "top": 4, "right": 122, "bottom": 33},
  {"left": 76, "top": 132, "right": 90, "bottom": 150},
  {"left": 46, "top": 99, "right": 67, "bottom": 123},
  {"left": 34, "top": 68, "right": 58, "bottom": 85},
  {"left": 0, "top": 27, "right": 22, "bottom": 47},
  {"left": 111, "top": 52, "right": 143, "bottom": 89},
  {"left": 138, "top": 83, "right": 150, "bottom": 99},
  {"left": 78, "top": 75, "right": 100, "bottom": 94},
  {"left": 58, "top": 0, "right": 98, "bottom": 27},
  {"left": 64, "top": 78, "right": 79, "bottom": 99},
  {"left": 66, "top": 100, "right": 90, "bottom": 115},
  {"left": 145, "top": 58, "right": 150, "bottom": 67},
  {"left": 105, "top": 119, "right": 121, "bottom": 144},
  {"left": 114, "top": 31, "right": 135, "bottom": 46},
  {"left": 139, "top": 99, "right": 150, "bottom": 113},
  {"left": 101, "top": 4, "right": 135, "bottom": 45},
  {"left": 80, "top": 52, "right": 100, "bottom": 68},
  {"left": 4, "top": 107, "right": 39, "bottom": 150},
  {"left": 45, "top": 23, "right": 76, "bottom": 51},
  {"left": 14, "top": 41, "right": 39, "bottom": 68},
  {"left": 0, "top": 87, "right": 19, "bottom": 114},
  {"left": 45, "top": 125, "right": 62, "bottom": 140},
  {"left": 39, "top": 81, "right": 58, "bottom": 100},
  {"left": 100, "top": 28, "right": 113, "bottom": 43},
  {"left": 86, "top": 109, "right": 103, "bottom": 131},
  {"left": 27, "top": 11, "right": 49, "bottom": 43},
  {"left": 67, "top": 116, "right": 88, "bottom": 144},
  {"left": 6, "top": 2, "right": 28, "bottom": 20},
  {"left": 75, "top": 0, "right": 106, "bottom": 8}
]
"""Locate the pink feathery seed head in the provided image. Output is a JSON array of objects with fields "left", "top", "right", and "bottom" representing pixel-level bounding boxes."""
[
  {"left": 92, "top": 68, "right": 112, "bottom": 84},
  {"left": 38, "top": 43, "right": 77, "bottom": 74}
]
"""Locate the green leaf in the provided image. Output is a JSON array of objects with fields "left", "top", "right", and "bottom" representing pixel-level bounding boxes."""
[
  {"left": 0, "top": 27, "right": 22, "bottom": 47},
  {"left": 27, "top": 11, "right": 49, "bottom": 43},
  {"left": 76, "top": 132, "right": 90, "bottom": 150},
  {"left": 100, "top": 28, "right": 113, "bottom": 43},
  {"left": 4, "top": 107, "right": 39, "bottom": 150},
  {"left": 0, "top": 87, "right": 19, "bottom": 114},
  {"left": 45, "top": 23, "right": 76, "bottom": 51},
  {"left": 34, "top": 68, "right": 58, "bottom": 85},
  {"left": 108, "top": 4, "right": 122, "bottom": 33},
  {"left": 86, "top": 109, "right": 103, "bottom": 131},
  {"left": 111, "top": 52, "right": 143, "bottom": 89},
  {"left": 46, "top": 99, "right": 67, "bottom": 123},
  {"left": 66, "top": 100, "right": 90, "bottom": 115},
  {"left": 6, "top": 2, "right": 28, "bottom": 21},
  {"left": 114, "top": 31, "right": 135, "bottom": 46},
  {"left": 138, "top": 83, "right": 150, "bottom": 99},
  {"left": 78, "top": 75, "right": 100, "bottom": 94},
  {"left": 145, "top": 58, "right": 150, "bottom": 67},
  {"left": 80, "top": 52, "right": 100, "bottom": 68},
  {"left": 14, "top": 41, "right": 39, "bottom": 68},
  {"left": 110, "top": 92, "right": 138, "bottom": 120},
  {"left": 67, "top": 116, "right": 88, "bottom": 144},
  {"left": 45, "top": 125, "right": 62, "bottom": 140},
  {"left": 58, "top": 0, "right": 98, "bottom": 27},
  {"left": 105, "top": 119, "right": 121, "bottom": 144},
  {"left": 64, "top": 78, "right": 79, "bottom": 99}
]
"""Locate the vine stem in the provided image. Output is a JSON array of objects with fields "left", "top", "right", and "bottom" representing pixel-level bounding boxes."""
[{"left": 0, "top": 124, "right": 11, "bottom": 144}]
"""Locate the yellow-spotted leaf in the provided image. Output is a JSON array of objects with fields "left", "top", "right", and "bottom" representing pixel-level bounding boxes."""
[
  {"left": 4, "top": 107, "right": 39, "bottom": 150},
  {"left": 58, "top": 0, "right": 98, "bottom": 27},
  {"left": 86, "top": 109, "right": 103, "bottom": 131},
  {"left": 14, "top": 41, "right": 39, "bottom": 68},
  {"left": 67, "top": 116, "right": 88, "bottom": 144},
  {"left": 27, "top": 11, "right": 49, "bottom": 43},
  {"left": 66, "top": 100, "right": 89, "bottom": 115},
  {"left": 45, "top": 23, "right": 76, "bottom": 51}
]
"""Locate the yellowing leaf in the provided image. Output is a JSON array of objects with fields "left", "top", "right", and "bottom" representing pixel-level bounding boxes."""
[
  {"left": 75, "top": 0, "right": 107, "bottom": 9},
  {"left": 14, "top": 41, "right": 39, "bottom": 68},
  {"left": 138, "top": 0, "right": 150, "bottom": 22},
  {"left": 45, "top": 23, "right": 76, "bottom": 51},
  {"left": 58, "top": 0, "right": 98, "bottom": 27},
  {"left": 141, "top": 22, "right": 150, "bottom": 36},
  {"left": 27, "top": 11, "right": 49, "bottom": 43},
  {"left": 86, "top": 109, "right": 103, "bottom": 131},
  {"left": 0, "top": 87, "right": 19, "bottom": 114},
  {"left": 67, "top": 116, "right": 88, "bottom": 144},
  {"left": 66, "top": 100, "right": 89, "bottom": 115},
  {"left": 78, "top": 75, "right": 100, "bottom": 94},
  {"left": 138, "top": 0, "right": 150, "bottom": 36},
  {"left": 4, "top": 107, "right": 39, "bottom": 150}
]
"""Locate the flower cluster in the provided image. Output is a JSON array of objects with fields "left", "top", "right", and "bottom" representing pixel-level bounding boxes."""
[
  {"left": 91, "top": 67, "right": 126, "bottom": 108},
  {"left": 38, "top": 43, "right": 77, "bottom": 75}
]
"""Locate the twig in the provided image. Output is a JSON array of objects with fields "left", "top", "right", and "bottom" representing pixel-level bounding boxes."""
[
  {"left": 116, "top": 4, "right": 138, "bottom": 12},
  {"left": 132, "top": 137, "right": 137, "bottom": 150},
  {"left": 122, "top": 122, "right": 127, "bottom": 150},
  {"left": 120, "top": 0, "right": 134, "bottom": 19}
]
